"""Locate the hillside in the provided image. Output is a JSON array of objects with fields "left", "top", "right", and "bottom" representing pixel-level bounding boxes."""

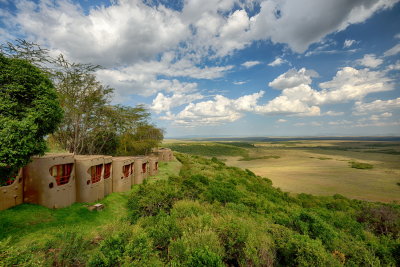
[{"left": 1, "top": 153, "right": 399, "bottom": 266}]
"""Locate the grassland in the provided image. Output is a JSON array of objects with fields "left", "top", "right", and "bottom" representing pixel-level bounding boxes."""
[{"left": 164, "top": 139, "right": 400, "bottom": 203}]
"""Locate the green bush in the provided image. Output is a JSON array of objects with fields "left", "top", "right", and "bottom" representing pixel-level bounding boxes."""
[
  {"left": 349, "top": 161, "right": 373, "bottom": 169},
  {"left": 127, "top": 180, "right": 182, "bottom": 223},
  {"left": 204, "top": 180, "right": 242, "bottom": 204},
  {"left": 169, "top": 230, "right": 224, "bottom": 266},
  {"left": 0, "top": 54, "right": 63, "bottom": 184},
  {"left": 44, "top": 231, "right": 90, "bottom": 266}
]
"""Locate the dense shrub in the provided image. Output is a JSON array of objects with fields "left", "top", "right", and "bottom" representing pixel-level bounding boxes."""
[
  {"left": 0, "top": 54, "right": 63, "bottom": 183},
  {"left": 127, "top": 180, "right": 182, "bottom": 223}
]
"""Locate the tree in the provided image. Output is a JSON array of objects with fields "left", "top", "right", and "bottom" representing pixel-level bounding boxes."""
[
  {"left": 0, "top": 54, "right": 63, "bottom": 185},
  {"left": 51, "top": 56, "right": 113, "bottom": 154}
]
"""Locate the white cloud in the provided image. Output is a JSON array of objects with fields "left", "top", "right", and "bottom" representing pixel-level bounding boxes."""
[
  {"left": 277, "top": 119, "right": 287, "bottom": 123},
  {"left": 159, "top": 91, "right": 265, "bottom": 126},
  {"left": 353, "top": 98, "right": 400, "bottom": 115},
  {"left": 343, "top": 39, "right": 357, "bottom": 48},
  {"left": 369, "top": 112, "right": 392, "bottom": 121},
  {"left": 11, "top": 0, "right": 189, "bottom": 66},
  {"left": 151, "top": 92, "right": 204, "bottom": 114},
  {"left": 257, "top": 66, "right": 393, "bottom": 117},
  {"left": 395, "top": 33, "right": 400, "bottom": 39},
  {"left": 96, "top": 57, "right": 232, "bottom": 98},
  {"left": 356, "top": 54, "right": 383, "bottom": 68},
  {"left": 318, "top": 67, "right": 393, "bottom": 103},
  {"left": 249, "top": 0, "right": 399, "bottom": 53},
  {"left": 97, "top": 68, "right": 199, "bottom": 98},
  {"left": 268, "top": 68, "right": 318, "bottom": 90},
  {"left": 242, "top": 60, "right": 262, "bottom": 68},
  {"left": 268, "top": 57, "right": 286, "bottom": 67},
  {"left": 384, "top": 43, "right": 400, "bottom": 57}
]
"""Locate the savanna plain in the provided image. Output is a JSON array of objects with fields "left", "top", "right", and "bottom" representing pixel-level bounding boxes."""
[{"left": 164, "top": 139, "right": 400, "bottom": 203}]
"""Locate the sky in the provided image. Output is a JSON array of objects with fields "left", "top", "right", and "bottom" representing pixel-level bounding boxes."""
[{"left": 1, "top": 0, "right": 400, "bottom": 137}]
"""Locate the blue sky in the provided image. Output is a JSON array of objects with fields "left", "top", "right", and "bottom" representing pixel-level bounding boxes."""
[{"left": 1, "top": 0, "right": 399, "bottom": 137}]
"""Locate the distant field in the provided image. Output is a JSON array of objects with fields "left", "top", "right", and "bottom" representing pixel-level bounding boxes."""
[{"left": 165, "top": 140, "right": 400, "bottom": 203}]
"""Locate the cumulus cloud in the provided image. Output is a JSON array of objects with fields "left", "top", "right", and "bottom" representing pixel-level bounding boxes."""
[
  {"left": 256, "top": 66, "right": 393, "bottom": 117},
  {"left": 317, "top": 67, "right": 393, "bottom": 103},
  {"left": 10, "top": 0, "right": 189, "bottom": 66},
  {"left": 356, "top": 54, "right": 383, "bottom": 68},
  {"left": 268, "top": 57, "right": 286, "bottom": 67},
  {"left": 151, "top": 92, "right": 204, "bottom": 114},
  {"left": 268, "top": 68, "right": 318, "bottom": 90},
  {"left": 242, "top": 60, "right": 262, "bottom": 68},
  {"left": 353, "top": 97, "right": 400, "bottom": 115},
  {"left": 159, "top": 91, "right": 265, "bottom": 126}
]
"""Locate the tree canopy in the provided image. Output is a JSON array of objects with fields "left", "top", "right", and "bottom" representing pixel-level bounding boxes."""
[{"left": 0, "top": 54, "right": 63, "bottom": 185}]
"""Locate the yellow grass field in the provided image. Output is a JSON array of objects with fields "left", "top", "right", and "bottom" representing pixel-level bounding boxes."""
[{"left": 219, "top": 141, "right": 400, "bottom": 203}]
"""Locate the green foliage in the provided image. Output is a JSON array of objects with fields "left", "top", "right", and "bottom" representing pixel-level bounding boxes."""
[
  {"left": 349, "top": 161, "right": 374, "bottom": 169},
  {"left": 127, "top": 180, "right": 182, "bottom": 223},
  {"left": 0, "top": 54, "right": 63, "bottom": 184},
  {"left": 44, "top": 231, "right": 90, "bottom": 266},
  {"left": 116, "top": 121, "right": 164, "bottom": 156}
]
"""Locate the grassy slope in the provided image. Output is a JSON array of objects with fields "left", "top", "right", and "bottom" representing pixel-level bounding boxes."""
[
  {"left": 0, "top": 161, "right": 181, "bottom": 246},
  {"left": 1, "top": 152, "right": 399, "bottom": 266}
]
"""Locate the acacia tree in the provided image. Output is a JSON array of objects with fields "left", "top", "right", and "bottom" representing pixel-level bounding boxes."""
[
  {"left": 51, "top": 55, "right": 114, "bottom": 154},
  {"left": 0, "top": 54, "right": 63, "bottom": 185}
]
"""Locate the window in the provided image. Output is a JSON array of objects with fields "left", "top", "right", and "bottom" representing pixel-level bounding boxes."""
[
  {"left": 90, "top": 164, "right": 103, "bottom": 184},
  {"left": 122, "top": 164, "right": 130, "bottom": 178},
  {"left": 142, "top": 163, "right": 147, "bottom": 173},
  {"left": 104, "top": 163, "right": 112, "bottom": 179},
  {"left": 49, "top": 164, "right": 73, "bottom": 186}
]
